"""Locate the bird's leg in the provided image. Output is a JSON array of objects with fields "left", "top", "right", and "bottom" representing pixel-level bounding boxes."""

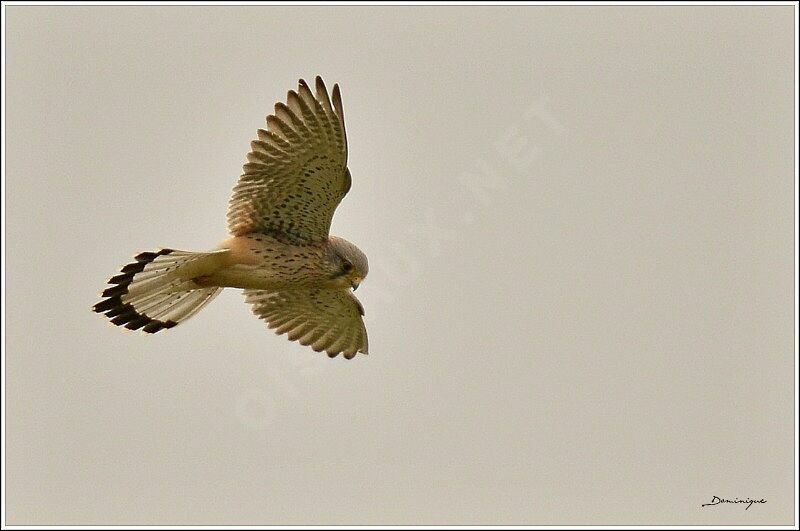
[{"left": 193, "top": 275, "right": 214, "bottom": 287}]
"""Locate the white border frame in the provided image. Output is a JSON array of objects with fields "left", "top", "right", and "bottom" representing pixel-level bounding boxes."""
[{"left": 1, "top": 1, "right": 796, "bottom": 529}]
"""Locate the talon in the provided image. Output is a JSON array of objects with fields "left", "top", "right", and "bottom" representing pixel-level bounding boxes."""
[{"left": 194, "top": 275, "right": 213, "bottom": 287}]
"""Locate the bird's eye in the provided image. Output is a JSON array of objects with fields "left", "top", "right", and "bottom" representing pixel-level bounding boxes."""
[{"left": 342, "top": 262, "right": 353, "bottom": 274}]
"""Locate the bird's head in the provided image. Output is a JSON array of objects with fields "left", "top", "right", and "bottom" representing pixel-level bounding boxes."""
[{"left": 329, "top": 236, "right": 368, "bottom": 291}]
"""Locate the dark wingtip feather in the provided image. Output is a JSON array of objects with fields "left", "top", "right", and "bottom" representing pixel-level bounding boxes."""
[
  {"left": 105, "top": 304, "right": 128, "bottom": 318},
  {"left": 102, "top": 284, "right": 128, "bottom": 298},
  {"left": 111, "top": 309, "right": 138, "bottom": 326},
  {"left": 331, "top": 83, "right": 344, "bottom": 120},
  {"left": 315, "top": 77, "right": 328, "bottom": 100},
  {"left": 121, "top": 261, "right": 147, "bottom": 274},
  {"left": 125, "top": 316, "right": 151, "bottom": 330},
  {"left": 93, "top": 296, "right": 119, "bottom": 313},
  {"left": 142, "top": 321, "right": 164, "bottom": 333},
  {"left": 109, "top": 272, "right": 134, "bottom": 285},
  {"left": 135, "top": 251, "right": 158, "bottom": 262}
]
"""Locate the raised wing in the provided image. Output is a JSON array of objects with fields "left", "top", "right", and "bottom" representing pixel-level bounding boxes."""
[
  {"left": 244, "top": 288, "right": 368, "bottom": 359},
  {"left": 227, "top": 76, "right": 349, "bottom": 243}
]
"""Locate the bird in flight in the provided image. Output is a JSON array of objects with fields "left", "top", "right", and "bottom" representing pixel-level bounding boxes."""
[{"left": 93, "top": 76, "right": 369, "bottom": 359}]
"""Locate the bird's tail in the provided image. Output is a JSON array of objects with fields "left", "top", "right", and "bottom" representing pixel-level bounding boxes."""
[{"left": 93, "top": 248, "right": 229, "bottom": 333}]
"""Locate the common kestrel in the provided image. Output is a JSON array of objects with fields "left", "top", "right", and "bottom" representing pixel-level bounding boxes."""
[{"left": 93, "top": 76, "right": 369, "bottom": 359}]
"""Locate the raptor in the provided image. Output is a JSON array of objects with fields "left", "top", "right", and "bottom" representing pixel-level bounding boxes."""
[{"left": 93, "top": 77, "right": 369, "bottom": 359}]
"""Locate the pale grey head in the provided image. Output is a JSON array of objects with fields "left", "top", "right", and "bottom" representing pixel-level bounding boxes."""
[{"left": 328, "top": 236, "right": 369, "bottom": 290}]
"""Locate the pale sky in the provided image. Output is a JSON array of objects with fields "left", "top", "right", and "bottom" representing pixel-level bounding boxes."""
[{"left": 3, "top": 5, "right": 796, "bottom": 525}]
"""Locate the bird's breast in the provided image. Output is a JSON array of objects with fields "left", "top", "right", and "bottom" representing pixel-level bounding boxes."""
[{"left": 209, "top": 234, "right": 336, "bottom": 290}]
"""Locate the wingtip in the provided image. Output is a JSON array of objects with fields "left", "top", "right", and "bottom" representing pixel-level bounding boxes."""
[
  {"left": 315, "top": 75, "right": 328, "bottom": 95},
  {"left": 331, "top": 83, "right": 343, "bottom": 113}
]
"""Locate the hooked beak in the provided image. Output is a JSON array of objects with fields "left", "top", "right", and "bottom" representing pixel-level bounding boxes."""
[{"left": 351, "top": 281, "right": 360, "bottom": 291}]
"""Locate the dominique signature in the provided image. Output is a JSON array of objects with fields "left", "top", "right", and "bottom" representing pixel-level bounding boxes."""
[{"left": 701, "top": 495, "right": 767, "bottom": 510}]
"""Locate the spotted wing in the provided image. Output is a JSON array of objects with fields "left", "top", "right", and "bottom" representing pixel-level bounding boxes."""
[
  {"left": 227, "top": 76, "right": 349, "bottom": 243},
  {"left": 244, "top": 288, "right": 368, "bottom": 359}
]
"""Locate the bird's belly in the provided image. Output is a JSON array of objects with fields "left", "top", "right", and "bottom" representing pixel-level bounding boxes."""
[
  {"left": 198, "top": 265, "right": 274, "bottom": 290},
  {"left": 199, "top": 263, "right": 313, "bottom": 290},
  {"left": 205, "top": 234, "right": 337, "bottom": 290}
]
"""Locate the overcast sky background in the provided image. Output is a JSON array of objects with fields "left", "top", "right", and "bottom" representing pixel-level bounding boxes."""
[{"left": 4, "top": 5, "right": 796, "bottom": 525}]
